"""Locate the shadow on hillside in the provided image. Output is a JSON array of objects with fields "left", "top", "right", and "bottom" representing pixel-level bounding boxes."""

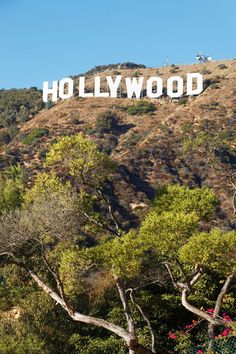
[
  {"left": 119, "top": 164, "right": 156, "bottom": 200},
  {"left": 117, "top": 123, "right": 135, "bottom": 135},
  {"left": 217, "top": 149, "right": 236, "bottom": 167},
  {"left": 103, "top": 182, "right": 139, "bottom": 230}
]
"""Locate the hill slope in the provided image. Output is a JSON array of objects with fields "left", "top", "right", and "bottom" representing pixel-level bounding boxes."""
[{"left": 1, "top": 59, "right": 236, "bottom": 228}]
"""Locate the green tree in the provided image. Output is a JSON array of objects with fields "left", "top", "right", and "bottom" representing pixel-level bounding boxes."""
[
  {"left": 45, "top": 133, "right": 120, "bottom": 236},
  {"left": 0, "top": 135, "right": 235, "bottom": 354},
  {"left": 139, "top": 185, "right": 236, "bottom": 350},
  {"left": 45, "top": 133, "right": 114, "bottom": 189},
  {"left": 0, "top": 164, "right": 25, "bottom": 214}
]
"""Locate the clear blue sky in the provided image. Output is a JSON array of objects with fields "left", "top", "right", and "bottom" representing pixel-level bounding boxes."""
[{"left": 0, "top": 0, "right": 235, "bottom": 89}]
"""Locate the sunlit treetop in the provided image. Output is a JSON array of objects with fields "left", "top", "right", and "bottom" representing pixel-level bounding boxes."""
[{"left": 45, "top": 133, "right": 115, "bottom": 189}]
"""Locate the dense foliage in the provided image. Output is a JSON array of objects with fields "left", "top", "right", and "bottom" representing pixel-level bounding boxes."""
[
  {"left": 0, "top": 88, "right": 44, "bottom": 147},
  {"left": 75, "top": 62, "right": 146, "bottom": 77},
  {"left": 126, "top": 100, "right": 156, "bottom": 115},
  {"left": 0, "top": 133, "right": 235, "bottom": 354},
  {"left": 0, "top": 88, "right": 44, "bottom": 126}
]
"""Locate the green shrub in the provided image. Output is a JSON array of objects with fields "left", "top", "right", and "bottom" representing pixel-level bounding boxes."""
[
  {"left": 99, "top": 134, "right": 118, "bottom": 154},
  {"left": 170, "top": 68, "right": 178, "bottom": 73},
  {"left": 132, "top": 70, "right": 142, "bottom": 77},
  {"left": 71, "top": 118, "right": 81, "bottom": 125},
  {"left": 178, "top": 98, "right": 188, "bottom": 105},
  {"left": 0, "top": 130, "right": 11, "bottom": 145},
  {"left": 95, "top": 111, "right": 119, "bottom": 134},
  {"left": 158, "top": 124, "right": 171, "bottom": 134},
  {"left": 2, "top": 114, "right": 16, "bottom": 127},
  {"left": 210, "top": 83, "right": 220, "bottom": 89},
  {"left": 199, "top": 102, "right": 220, "bottom": 110},
  {"left": 119, "top": 62, "right": 146, "bottom": 69},
  {"left": 22, "top": 128, "right": 49, "bottom": 145},
  {"left": 125, "top": 132, "right": 142, "bottom": 146},
  {"left": 38, "top": 147, "right": 48, "bottom": 160},
  {"left": 126, "top": 100, "right": 156, "bottom": 115},
  {"left": 45, "top": 100, "right": 54, "bottom": 109},
  {"left": 217, "top": 64, "right": 227, "bottom": 70},
  {"left": 170, "top": 65, "right": 179, "bottom": 74},
  {"left": 112, "top": 70, "right": 121, "bottom": 75},
  {"left": 200, "top": 67, "right": 211, "bottom": 75},
  {"left": 180, "top": 122, "right": 193, "bottom": 133}
]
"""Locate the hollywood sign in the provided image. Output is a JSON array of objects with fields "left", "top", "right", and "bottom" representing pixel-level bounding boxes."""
[{"left": 42, "top": 74, "right": 203, "bottom": 102}]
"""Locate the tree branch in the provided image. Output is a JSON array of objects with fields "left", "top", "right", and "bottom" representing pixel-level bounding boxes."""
[
  {"left": 40, "top": 241, "right": 74, "bottom": 316},
  {"left": 83, "top": 211, "right": 120, "bottom": 237},
  {"left": 208, "top": 272, "right": 235, "bottom": 349},
  {"left": 127, "top": 288, "right": 156, "bottom": 353},
  {"left": 229, "top": 172, "right": 236, "bottom": 213},
  {"left": 213, "top": 273, "right": 235, "bottom": 319},
  {"left": 180, "top": 268, "right": 234, "bottom": 327},
  {"left": 114, "top": 276, "right": 136, "bottom": 335},
  {"left": 163, "top": 262, "right": 178, "bottom": 289},
  {"left": 114, "top": 275, "right": 136, "bottom": 354},
  {"left": 2, "top": 256, "right": 155, "bottom": 354},
  {"left": 164, "top": 263, "right": 233, "bottom": 327},
  {"left": 97, "top": 188, "right": 121, "bottom": 236}
]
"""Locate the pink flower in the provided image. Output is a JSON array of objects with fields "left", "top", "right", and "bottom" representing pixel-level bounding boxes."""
[
  {"left": 223, "top": 314, "right": 232, "bottom": 321},
  {"left": 168, "top": 332, "right": 177, "bottom": 339},
  {"left": 197, "top": 350, "right": 203, "bottom": 354},
  {"left": 221, "top": 328, "right": 230, "bottom": 337},
  {"left": 185, "top": 324, "right": 193, "bottom": 329},
  {"left": 207, "top": 308, "right": 214, "bottom": 314}
]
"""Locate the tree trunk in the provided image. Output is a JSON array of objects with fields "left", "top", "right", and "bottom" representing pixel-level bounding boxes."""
[
  {"left": 114, "top": 277, "right": 136, "bottom": 353},
  {"left": 207, "top": 273, "right": 235, "bottom": 350},
  {"left": 13, "top": 260, "right": 156, "bottom": 354},
  {"left": 128, "top": 288, "right": 156, "bottom": 353},
  {"left": 181, "top": 289, "right": 227, "bottom": 326}
]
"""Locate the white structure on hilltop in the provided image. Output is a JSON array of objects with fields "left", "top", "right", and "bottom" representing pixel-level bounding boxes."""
[{"left": 196, "top": 54, "right": 212, "bottom": 63}]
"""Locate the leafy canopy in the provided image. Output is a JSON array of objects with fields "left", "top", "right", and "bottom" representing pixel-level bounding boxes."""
[
  {"left": 95, "top": 231, "right": 146, "bottom": 279},
  {"left": 179, "top": 229, "right": 236, "bottom": 274},
  {"left": 45, "top": 133, "right": 115, "bottom": 188},
  {"left": 139, "top": 185, "right": 218, "bottom": 258},
  {"left": 0, "top": 164, "right": 25, "bottom": 214}
]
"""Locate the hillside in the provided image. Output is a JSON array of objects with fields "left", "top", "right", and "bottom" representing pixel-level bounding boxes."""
[{"left": 0, "top": 59, "right": 236, "bottom": 229}]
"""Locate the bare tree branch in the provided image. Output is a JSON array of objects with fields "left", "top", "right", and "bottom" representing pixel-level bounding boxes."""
[
  {"left": 114, "top": 276, "right": 136, "bottom": 335},
  {"left": 114, "top": 275, "right": 136, "bottom": 354},
  {"left": 127, "top": 288, "right": 156, "bottom": 353},
  {"left": 180, "top": 267, "right": 233, "bottom": 327},
  {"left": 83, "top": 211, "right": 120, "bottom": 237},
  {"left": 40, "top": 241, "right": 74, "bottom": 316},
  {"left": 228, "top": 172, "right": 236, "bottom": 213},
  {"left": 208, "top": 272, "right": 235, "bottom": 350},
  {"left": 3, "top": 257, "right": 155, "bottom": 354},
  {"left": 97, "top": 188, "right": 121, "bottom": 236},
  {"left": 164, "top": 262, "right": 234, "bottom": 328},
  {"left": 163, "top": 262, "right": 178, "bottom": 289}
]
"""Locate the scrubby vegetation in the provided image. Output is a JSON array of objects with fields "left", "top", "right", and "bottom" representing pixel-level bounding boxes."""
[
  {"left": 0, "top": 133, "right": 235, "bottom": 354},
  {"left": 0, "top": 129, "right": 12, "bottom": 146},
  {"left": 95, "top": 110, "right": 119, "bottom": 134},
  {"left": 0, "top": 61, "right": 235, "bottom": 353},
  {"left": 21, "top": 128, "right": 49, "bottom": 145},
  {"left": 0, "top": 88, "right": 44, "bottom": 127},
  {"left": 74, "top": 62, "right": 146, "bottom": 77},
  {"left": 217, "top": 64, "right": 227, "bottom": 70},
  {"left": 126, "top": 100, "right": 156, "bottom": 115}
]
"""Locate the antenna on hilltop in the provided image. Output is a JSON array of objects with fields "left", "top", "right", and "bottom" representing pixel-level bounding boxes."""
[{"left": 163, "top": 57, "right": 170, "bottom": 67}]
